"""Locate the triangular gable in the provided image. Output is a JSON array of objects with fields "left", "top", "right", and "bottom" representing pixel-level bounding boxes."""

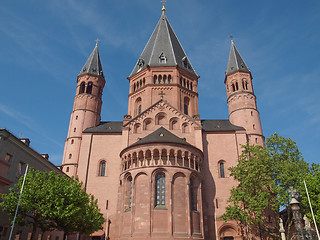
[{"left": 123, "top": 99, "right": 201, "bottom": 129}]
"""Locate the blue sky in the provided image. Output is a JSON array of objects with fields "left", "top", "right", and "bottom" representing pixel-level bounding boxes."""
[{"left": 0, "top": 0, "right": 319, "bottom": 166}]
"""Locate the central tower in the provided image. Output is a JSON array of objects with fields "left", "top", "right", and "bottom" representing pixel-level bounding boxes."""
[{"left": 127, "top": 8, "right": 199, "bottom": 119}]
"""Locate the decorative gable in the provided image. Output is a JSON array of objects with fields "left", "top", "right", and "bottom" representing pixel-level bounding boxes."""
[{"left": 124, "top": 100, "right": 201, "bottom": 147}]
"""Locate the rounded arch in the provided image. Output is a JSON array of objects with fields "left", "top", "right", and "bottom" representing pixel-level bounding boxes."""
[
  {"left": 133, "top": 171, "right": 148, "bottom": 182},
  {"left": 134, "top": 123, "right": 141, "bottom": 133},
  {"left": 143, "top": 118, "right": 152, "bottom": 130},
  {"left": 218, "top": 160, "right": 226, "bottom": 178},
  {"left": 163, "top": 75, "right": 167, "bottom": 84},
  {"left": 98, "top": 159, "right": 107, "bottom": 176},
  {"left": 123, "top": 173, "right": 133, "bottom": 210},
  {"left": 155, "top": 112, "right": 167, "bottom": 125},
  {"left": 86, "top": 82, "right": 93, "bottom": 94},
  {"left": 135, "top": 97, "right": 142, "bottom": 116},
  {"left": 168, "top": 75, "right": 172, "bottom": 84},
  {"left": 184, "top": 97, "right": 190, "bottom": 115},
  {"left": 218, "top": 224, "right": 238, "bottom": 240},
  {"left": 169, "top": 117, "right": 179, "bottom": 130},
  {"left": 158, "top": 75, "right": 162, "bottom": 84},
  {"left": 154, "top": 75, "right": 157, "bottom": 84},
  {"left": 182, "top": 122, "right": 190, "bottom": 133},
  {"left": 79, "top": 82, "right": 85, "bottom": 94}
]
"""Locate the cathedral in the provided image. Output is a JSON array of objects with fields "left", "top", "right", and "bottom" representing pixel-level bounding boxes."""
[{"left": 61, "top": 5, "right": 264, "bottom": 240}]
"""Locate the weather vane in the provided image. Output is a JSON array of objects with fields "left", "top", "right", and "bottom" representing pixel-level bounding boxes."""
[
  {"left": 161, "top": 0, "right": 166, "bottom": 12},
  {"left": 95, "top": 38, "right": 101, "bottom": 46}
]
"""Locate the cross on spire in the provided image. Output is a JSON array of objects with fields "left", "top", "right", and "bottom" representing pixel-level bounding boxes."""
[
  {"left": 159, "top": 90, "right": 165, "bottom": 99},
  {"left": 229, "top": 35, "right": 234, "bottom": 43},
  {"left": 161, "top": 0, "right": 166, "bottom": 11},
  {"left": 95, "top": 38, "right": 101, "bottom": 46}
]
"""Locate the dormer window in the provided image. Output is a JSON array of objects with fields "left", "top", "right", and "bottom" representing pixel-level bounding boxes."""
[
  {"left": 182, "top": 56, "right": 191, "bottom": 69},
  {"left": 159, "top": 52, "right": 167, "bottom": 63},
  {"left": 137, "top": 58, "right": 145, "bottom": 71}
]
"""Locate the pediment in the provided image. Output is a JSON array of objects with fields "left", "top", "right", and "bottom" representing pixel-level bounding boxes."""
[{"left": 124, "top": 99, "right": 201, "bottom": 130}]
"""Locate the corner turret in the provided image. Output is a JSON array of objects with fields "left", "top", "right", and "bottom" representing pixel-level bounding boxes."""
[
  {"left": 62, "top": 43, "right": 106, "bottom": 177},
  {"left": 225, "top": 41, "right": 264, "bottom": 145}
]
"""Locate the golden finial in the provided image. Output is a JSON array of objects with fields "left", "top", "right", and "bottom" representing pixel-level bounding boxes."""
[
  {"left": 229, "top": 35, "right": 234, "bottom": 43},
  {"left": 161, "top": 0, "right": 166, "bottom": 12},
  {"left": 95, "top": 38, "right": 101, "bottom": 46}
]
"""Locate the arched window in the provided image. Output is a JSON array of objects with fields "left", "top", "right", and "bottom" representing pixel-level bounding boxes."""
[
  {"left": 184, "top": 97, "right": 189, "bottom": 115},
  {"left": 99, "top": 161, "right": 106, "bottom": 176},
  {"left": 86, "top": 82, "right": 93, "bottom": 94},
  {"left": 143, "top": 78, "right": 146, "bottom": 86},
  {"left": 158, "top": 75, "right": 162, "bottom": 84},
  {"left": 235, "top": 82, "right": 239, "bottom": 91},
  {"left": 135, "top": 97, "right": 142, "bottom": 116},
  {"left": 245, "top": 81, "right": 248, "bottom": 90},
  {"left": 79, "top": 82, "right": 85, "bottom": 94},
  {"left": 219, "top": 162, "right": 225, "bottom": 178},
  {"left": 68, "top": 154, "right": 72, "bottom": 159},
  {"left": 180, "top": 77, "right": 182, "bottom": 85},
  {"left": 155, "top": 174, "right": 165, "bottom": 207},
  {"left": 66, "top": 167, "right": 69, "bottom": 172},
  {"left": 232, "top": 84, "right": 235, "bottom": 92},
  {"left": 190, "top": 83, "right": 193, "bottom": 91},
  {"left": 134, "top": 83, "right": 136, "bottom": 92},
  {"left": 154, "top": 75, "right": 157, "bottom": 84},
  {"left": 187, "top": 81, "right": 189, "bottom": 89},
  {"left": 163, "top": 75, "right": 167, "bottom": 84},
  {"left": 140, "top": 79, "right": 142, "bottom": 87},
  {"left": 71, "top": 139, "right": 74, "bottom": 144},
  {"left": 168, "top": 75, "right": 172, "bottom": 84},
  {"left": 183, "top": 79, "right": 186, "bottom": 87}
]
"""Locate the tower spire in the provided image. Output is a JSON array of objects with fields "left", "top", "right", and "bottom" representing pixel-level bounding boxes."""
[
  {"left": 79, "top": 43, "right": 104, "bottom": 79},
  {"left": 226, "top": 40, "right": 250, "bottom": 76}
]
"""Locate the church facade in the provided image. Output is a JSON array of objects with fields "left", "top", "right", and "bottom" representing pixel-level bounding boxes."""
[{"left": 61, "top": 7, "right": 264, "bottom": 240}]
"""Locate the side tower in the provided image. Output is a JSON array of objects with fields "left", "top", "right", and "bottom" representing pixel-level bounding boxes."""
[
  {"left": 62, "top": 43, "right": 105, "bottom": 177},
  {"left": 225, "top": 40, "right": 264, "bottom": 145}
]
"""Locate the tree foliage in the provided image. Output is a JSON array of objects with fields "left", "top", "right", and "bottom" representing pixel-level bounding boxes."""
[
  {"left": 266, "top": 133, "right": 309, "bottom": 208},
  {"left": 222, "top": 144, "right": 278, "bottom": 236},
  {"left": 300, "top": 163, "right": 320, "bottom": 228},
  {"left": 0, "top": 168, "right": 104, "bottom": 240},
  {"left": 223, "top": 133, "right": 311, "bottom": 238}
]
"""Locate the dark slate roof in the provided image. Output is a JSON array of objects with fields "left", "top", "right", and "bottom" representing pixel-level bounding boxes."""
[
  {"left": 83, "top": 121, "right": 122, "bottom": 133},
  {"left": 226, "top": 40, "right": 250, "bottom": 76},
  {"left": 78, "top": 43, "right": 105, "bottom": 79},
  {"left": 201, "top": 120, "right": 245, "bottom": 132},
  {"left": 129, "top": 127, "right": 192, "bottom": 148},
  {"left": 129, "top": 11, "right": 196, "bottom": 77}
]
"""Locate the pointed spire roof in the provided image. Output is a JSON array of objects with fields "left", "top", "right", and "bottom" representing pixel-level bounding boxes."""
[
  {"left": 226, "top": 40, "right": 250, "bottom": 76},
  {"left": 130, "top": 11, "right": 196, "bottom": 77},
  {"left": 79, "top": 43, "right": 104, "bottom": 79}
]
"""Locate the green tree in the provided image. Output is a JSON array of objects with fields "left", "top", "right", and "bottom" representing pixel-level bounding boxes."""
[
  {"left": 0, "top": 168, "right": 104, "bottom": 240},
  {"left": 300, "top": 163, "right": 320, "bottom": 228},
  {"left": 222, "top": 144, "right": 278, "bottom": 238},
  {"left": 266, "top": 133, "right": 310, "bottom": 238},
  {"left": 266, "top": 133, "right": 309, "bottom": 208},
  {"left": 223, "top": 133, "right": 311, "bottom": 239}
]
